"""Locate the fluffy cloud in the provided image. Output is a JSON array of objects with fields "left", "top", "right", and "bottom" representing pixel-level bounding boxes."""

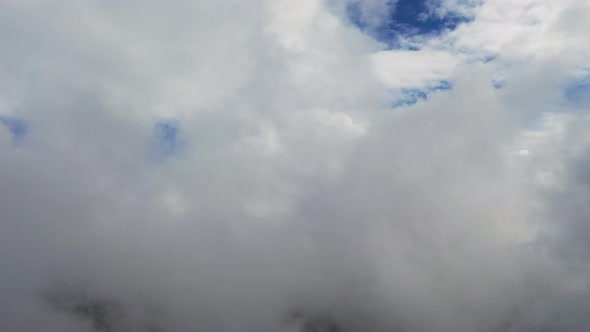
[{"left": 0, "top": 0, "right": 589, "bottom": 331}]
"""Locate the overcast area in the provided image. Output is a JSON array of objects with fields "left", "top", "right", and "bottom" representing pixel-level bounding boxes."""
[{"left": 1, "top": 0, "right": 590, "bottom": 331}]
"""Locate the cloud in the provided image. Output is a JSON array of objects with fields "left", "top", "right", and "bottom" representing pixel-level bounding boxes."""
[
  {"left": 371, "top": 50, "right": 458, "bottom": 89},
  {"left": 0, "top": 0, "right": 590, "bottom": 331}
]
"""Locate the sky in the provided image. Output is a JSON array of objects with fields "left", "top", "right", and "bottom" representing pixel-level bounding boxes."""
[{"left": 1, "top": 0, "right": 590, "bottom": 331}]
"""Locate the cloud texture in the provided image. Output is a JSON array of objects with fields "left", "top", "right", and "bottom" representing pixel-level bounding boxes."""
[{"left": 1, "top": 0, "right": 590, "bottom": 331}]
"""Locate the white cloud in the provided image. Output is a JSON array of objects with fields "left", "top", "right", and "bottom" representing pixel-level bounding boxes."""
[
  {"left": 0, "top": 125, "right": 11, "bottom": 148},
  {"left": 371, "top": 50, "right": 458, "bottom": 89},
  {"left": 0, "top": 0, "right": 590, "bottom": 331}
]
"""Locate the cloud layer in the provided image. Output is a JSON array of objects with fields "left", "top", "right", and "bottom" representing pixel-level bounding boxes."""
[{"left": 1, "top": 0, "right": 590, "bottom": 331}]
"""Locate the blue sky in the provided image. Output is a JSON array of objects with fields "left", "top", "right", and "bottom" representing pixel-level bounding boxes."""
[
  {"left": 564, "top": 77, "right": 590, "bottom": 107},
  {"left": 0, "top": 115, "right": 27, "bottom": 141},
  {"left": 347, "top": 0, "right": 470, "bottom": 48},
  {"left": 150, "top": 120, "right": 183, "bottom": 161},
  {"left": 392, "top": 80, "right": 453, "bottom": 107},
  {"left": 345, "top": 0, "right": 470, "bottom": 106}
]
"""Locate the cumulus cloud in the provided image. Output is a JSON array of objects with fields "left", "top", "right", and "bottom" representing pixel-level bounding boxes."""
[{"left": 0, "top": 0, "right": 590, "bottom": 331}]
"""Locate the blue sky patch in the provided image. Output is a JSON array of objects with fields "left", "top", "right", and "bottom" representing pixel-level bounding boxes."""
[
  {"left": 493, "top": 79, "right": 506, "bottom": 89},
  {"left": 564, "top": 77, "right": 590, "bottom": 106},
  {"left": 482, "top": 55, "right": 497, "bottom": 63},
  {"left": 392, "top": 80, "right": 453, "bottom": 107},
  {"left": 150, "top": 120, "right": 184, "bottom": 162},
  {"left": 347, "top": 0, "right": 470, "bottom": 47},
  {"left": 0, "top": 115, "right": 28, "bottom": 141}
]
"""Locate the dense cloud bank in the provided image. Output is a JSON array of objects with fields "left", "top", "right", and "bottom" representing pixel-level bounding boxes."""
[{"left": 1, "top": 0, "right": 590, "bottom": 331}]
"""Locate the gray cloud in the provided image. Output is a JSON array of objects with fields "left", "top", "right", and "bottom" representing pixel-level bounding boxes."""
[{"left": 1, "top": 1, "right": 590, "bottom": 331}]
